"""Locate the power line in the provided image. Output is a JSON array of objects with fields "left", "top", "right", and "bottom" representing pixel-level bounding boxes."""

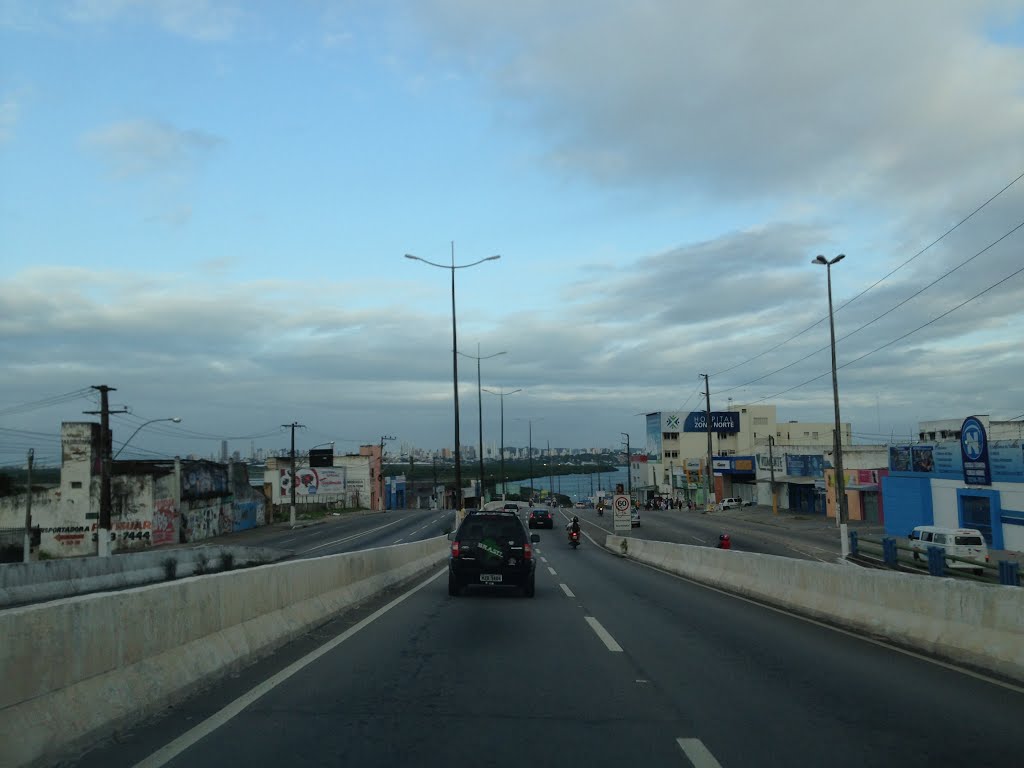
[
  {"left": 745, "top": 261, "right": 1024, "bottom": 405},
  {"left": 710, "top": 167, "right": 1024, "bottom": 378},
  {"left": 0, "top": 388, "right": 95, "bottom": 417},
  {"left": 713, "top": 218, "right": 1024, "bottom": 397}
]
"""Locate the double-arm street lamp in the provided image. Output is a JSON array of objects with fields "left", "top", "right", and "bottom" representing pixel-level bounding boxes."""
[
  {"left": 515, "top": 417, "right": 543, "bottom": 501},
  {"left": 114, "top": 417, "right": 182, "bottom": 459},
  {"left": 482, "top": 387, "right": 521, "bottom": 500},
  {"left": 813, "top": 253, "right": 849, "bottom": 557},
  {"left": 458, "top": 344, "right": 507, "bottom": 504},
  {"left": 405, "top": 245, "right": 500, "bottom": 510}
]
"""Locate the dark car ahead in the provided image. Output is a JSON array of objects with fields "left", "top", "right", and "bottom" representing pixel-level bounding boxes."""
[
  {"left": 449, "top": 510, "right": 540, "bottom": 597},
  {"left": 528, "top": 509, "right": 554, "bottom": 529}
]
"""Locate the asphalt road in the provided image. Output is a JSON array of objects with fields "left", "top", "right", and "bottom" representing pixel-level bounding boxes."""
[
  {"left": 71, "top": 511, "right": 1022, "bottom": 768},
  {"left": 568, "top": 505, "right": 848, "bottom": 562},
  {"left": 195, "top": 508, "right": 457, "bottom": 559}
]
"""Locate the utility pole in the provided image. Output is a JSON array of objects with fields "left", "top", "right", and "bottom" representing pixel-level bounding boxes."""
[
  {"left": 379, "top": 434, "right": 395, "bottom": 511},
  {"left": 769, "top": 436, "right": 778, "bottom": 515},
  {"left": 23, "top": 448, "right": 33, "bottom": 563},
  {"left": 86, "top": 385, "right": 128, "bottom": 557},
  {"left": 409, "top": 451, "right": 414, "bottom": 510},
  {"left": 701, "top": 374, "right": 713, "bottom": 507},
  {"left": 621, "top": 432, "right": 632, "bottom": 500},
  {"left": 282, "top": 422, "right": 305, "bottom": 527},
  {"left": 432, "top": 455, "right": 438, "bottom": 509},
  {"left": 528, "top": 421, "right": 534, "bottom": 500},
  {"left": 547, "top": 440, "right": 553, "bottom": 502}
]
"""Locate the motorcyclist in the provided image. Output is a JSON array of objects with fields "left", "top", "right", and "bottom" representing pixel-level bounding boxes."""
[{"left": 566, "top": 516, "right": 581, "bottom": 539}]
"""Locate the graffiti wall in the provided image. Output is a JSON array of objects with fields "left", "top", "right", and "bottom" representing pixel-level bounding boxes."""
[
  {"left": 152, "top": 497, "right": 177, "bottom": 546},
  {"left": 181, "top": 462, "right": 229, "bottom": 499},
  {"left": 181, "top": 502, "right": 222, "bottom": 542},
  {"left": 233, "top": 500, "right": 260, "bottom": 531}
]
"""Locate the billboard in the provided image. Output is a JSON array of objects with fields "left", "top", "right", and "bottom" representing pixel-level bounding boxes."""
[
  {"left": 684, "top": 411, "right": 740, "bottom": 433},
  {"left": 278, "top": 466, "right": 347, "bottom": 500},
  {"left": 786, "top": 455, "right": 825, "bottom": 477}
]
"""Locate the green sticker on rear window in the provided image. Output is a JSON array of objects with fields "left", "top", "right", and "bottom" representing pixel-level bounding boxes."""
[{"left": 476, "top": 538, "right": 503, "bottom": 558}]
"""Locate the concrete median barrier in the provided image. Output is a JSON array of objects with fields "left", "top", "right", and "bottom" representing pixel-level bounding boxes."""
[
  {"left": 0, "top": 545, "right": 286, "bottom": 609},
  {"left": 0, "top": 536, "right": 448, "bottom": 768},
  {"left": 606, "top": 535, "right": 1024, "bottom": 683}
]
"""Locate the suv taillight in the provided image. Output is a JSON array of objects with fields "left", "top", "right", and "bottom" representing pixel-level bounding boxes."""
[
  {"left": 524, "top": 542, "right": 532, "bottom": 560},
  {"left": 451, "top": 540, "right": 460, "bottom": 558}
]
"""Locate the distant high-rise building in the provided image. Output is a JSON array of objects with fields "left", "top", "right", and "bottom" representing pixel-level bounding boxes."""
[{"left": 220, "top": 440, "right": 228, "bottom": 462}]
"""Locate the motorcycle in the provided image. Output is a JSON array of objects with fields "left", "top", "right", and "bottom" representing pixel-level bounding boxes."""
[
  {"left": 597, "top": 508, "right": 604, "bottom": 517},
  {"left": 568, "top": 529, "right": 581, "bottom": 549}
]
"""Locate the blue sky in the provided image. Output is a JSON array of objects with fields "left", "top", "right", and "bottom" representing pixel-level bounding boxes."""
[{"left": 2, "top": 1, "right": 1024, "bottom": 465}]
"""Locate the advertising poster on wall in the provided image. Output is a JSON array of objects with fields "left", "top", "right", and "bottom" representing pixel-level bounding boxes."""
[
  {"left": 279, "top": 466, "right": 346, "bottom": 500},
  {"left": 911, "top": 446, "right": 934, "bottom": 473},
  {"left": 889, "top": 446, "right": 911, "bottom": 471}
]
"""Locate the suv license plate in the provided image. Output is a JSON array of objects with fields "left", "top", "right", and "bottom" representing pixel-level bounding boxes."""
[{"left": 479, "top": 574, "right": 503, "bottom": 583}]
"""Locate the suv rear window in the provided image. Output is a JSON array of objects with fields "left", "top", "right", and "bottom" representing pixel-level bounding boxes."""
[
  {"left": 955, "top": 535, "right": 983, "bottom": 545},
  {"left": 460, "top": 514, "right": 524, "bottom": 544}
]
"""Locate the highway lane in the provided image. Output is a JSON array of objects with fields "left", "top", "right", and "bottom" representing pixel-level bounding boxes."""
[
  {"left": 569, "top": 506, "right": 840, "bottom": 561},
  {"left": 69, "top": 519, "right": 1021, "bottom": 768},
  {"left": 195, "top": 509, "right": 457, "bottom": 559}
]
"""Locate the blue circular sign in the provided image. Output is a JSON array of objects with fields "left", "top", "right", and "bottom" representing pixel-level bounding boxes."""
[{"left": 961, "top": 417, "right": 985, "bottom": 461}]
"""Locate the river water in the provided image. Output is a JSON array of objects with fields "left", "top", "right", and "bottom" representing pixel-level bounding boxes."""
[{"left": 499, "top": 466, "right": 630, "bottom": 502}]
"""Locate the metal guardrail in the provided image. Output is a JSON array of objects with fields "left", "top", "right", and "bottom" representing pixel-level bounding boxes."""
[{"left": 851, "top": 532, "right": 1019, "bottom": 587}]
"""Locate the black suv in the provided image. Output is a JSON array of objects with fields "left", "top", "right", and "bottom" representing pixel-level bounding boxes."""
[
  {"left": 449, "top": 510, "right": 540, "bottom": 597},
  {"left": 528, "top": 509, "right": 554, "bottom": 529}
]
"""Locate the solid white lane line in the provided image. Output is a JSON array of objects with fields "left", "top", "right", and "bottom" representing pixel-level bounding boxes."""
[
  {"left": 547, "top": 566, "right": 557, "bottom": 576},
  {"left": 584, "top": 616, "right": 623, "bottom": 652},
  {"left": 298, "top": 517, "right": 408, "bottom": 554},
  {"left": 560, "top": 583, "right": 575, "bottom": 598},
  {"left": 392, "top": 538, "right": 403, "bottom": 544},
  {"left": 676, "top": 738, "right": 723, "bottom": 768},
  {"left": 629, "top": 559, "right": 1024, "bottom": 695},
  {"left": 132, "top": 569, "right": 446, "bottom": 768}
]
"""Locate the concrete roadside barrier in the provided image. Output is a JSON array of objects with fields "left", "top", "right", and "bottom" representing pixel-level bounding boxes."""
[
  {"left": 0, "top": 545, "right": 285, "bottom": 609},
  {"left": 0, "top": 536, "right": 448, "bottom": 768},
  {"left": 606, "top": 534, "right": 1024, "bottom": 683}
]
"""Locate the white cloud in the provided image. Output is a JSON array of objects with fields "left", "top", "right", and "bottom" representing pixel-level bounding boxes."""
[
  {"left": 65, "top": 0, "right": 242, "bottom": 41},
  {"left": 83, "top": 118, "right": 223, "bottom": 179}
]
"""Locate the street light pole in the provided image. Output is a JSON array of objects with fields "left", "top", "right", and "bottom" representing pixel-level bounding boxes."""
[
  {"left": 515, "top": 417, "right": 545, "bottom": 501},
  {"left": 458, "top": 345, "right": 507, "bottom": 506},
  {"left": 813, "top": 253, "right": 849, "bottom": 557},
  {"left": 483, "top": 387, "right": 522, "bottom": 500},
  {"left": 113, "top": 417, "right": 183, "bottom": 459},
  {"left": 405, "top": 246, "right": 500, "bottom": 513}
]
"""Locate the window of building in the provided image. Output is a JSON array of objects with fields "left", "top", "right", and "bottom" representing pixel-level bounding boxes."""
[
  {"left": 71, "top": 481, "right": 82, "bottom": 489},
  {"left": 754, "top": 417, "right": 768, "bottom": 425},
  {"left": 662, "top": 432, "right": 679, "bottom": 440},
  {"left": 812, "top": 431, "right": 819, "bottom": 440}
]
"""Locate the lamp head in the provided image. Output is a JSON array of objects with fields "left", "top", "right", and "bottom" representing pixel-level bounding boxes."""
[
  {"left": 813, "top": 255, "right": 828, "bottom": 265},
  {"left": 170, "top": 417, "right": 182, "bottom": 423}
]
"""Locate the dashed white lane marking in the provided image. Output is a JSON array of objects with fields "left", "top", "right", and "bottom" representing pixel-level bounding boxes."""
[
  {"left": 547, "top": 566, "right": 557, "bottom": 576},
  {"left": 560, "top": 583, "right": 575, "bottom": 598},
  {"left": 584, "top": 616, "right": 623, "bottom": 652},
  {"left": 131, "top": 569, "right": 446, "bottom": 768},
  {"left": 541, "top": 556, "right": 549, "bottom": 563},
  {"left": 676, "top": 738, "right": 723, "bottom": 768},
  {"left": 392, "top": 538, "right": 403, "bottom": 544}
]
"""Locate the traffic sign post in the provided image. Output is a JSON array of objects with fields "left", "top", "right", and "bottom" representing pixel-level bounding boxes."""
[{"left": 613, "top": 494, "right": 631, "bottom": 534}]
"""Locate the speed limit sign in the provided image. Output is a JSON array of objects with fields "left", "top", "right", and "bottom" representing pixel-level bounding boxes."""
[{"left": 613, "top": 494, "right": 631, "bottom": 533}]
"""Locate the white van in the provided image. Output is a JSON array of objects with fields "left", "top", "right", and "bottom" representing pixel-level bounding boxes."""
[
  {"left": 908, "top": 526, "right": 989, "bottom": 574},
  {"left": 719, "top": 497, "right": 744, "bottom": 510}
]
